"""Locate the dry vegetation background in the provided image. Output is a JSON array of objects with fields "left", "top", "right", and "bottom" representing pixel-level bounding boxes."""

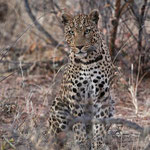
[{"left": 0, "top": 0, "right": 150, "bottom": 150}]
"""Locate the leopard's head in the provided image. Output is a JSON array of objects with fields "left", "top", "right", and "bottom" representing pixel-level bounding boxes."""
[{"left": 62, "top": 10, "right": 100, "bottom": 60}]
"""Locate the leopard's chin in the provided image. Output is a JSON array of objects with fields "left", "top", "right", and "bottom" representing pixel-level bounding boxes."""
[{"left": 73, "top": 45, "right": 96, "bottom": 59}]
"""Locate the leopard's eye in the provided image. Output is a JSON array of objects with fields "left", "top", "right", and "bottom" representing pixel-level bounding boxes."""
[
  {"left": 84, "top": 29, "right": 91, "bottom": 34},
  {"left": 68, "top": 30, "right": 74, "bottom": 35}
]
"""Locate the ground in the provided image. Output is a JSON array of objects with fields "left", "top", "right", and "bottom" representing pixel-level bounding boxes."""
[{"left": 0, "top": 69, "right": 150, "bottom": 150}]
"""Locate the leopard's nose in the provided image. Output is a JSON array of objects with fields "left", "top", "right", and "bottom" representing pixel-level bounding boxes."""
[{"left": 76, "top": 45, "right": 84, "bottom": 50}]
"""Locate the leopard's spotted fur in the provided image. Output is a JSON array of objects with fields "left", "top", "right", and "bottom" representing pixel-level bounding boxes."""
[{"left": 49, "top": 10, "right": 115, "bottom": 150}]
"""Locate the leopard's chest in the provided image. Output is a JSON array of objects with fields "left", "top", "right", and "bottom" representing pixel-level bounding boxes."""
[{"left": 68, "top": 65, "right": 109, "bottom": 103}]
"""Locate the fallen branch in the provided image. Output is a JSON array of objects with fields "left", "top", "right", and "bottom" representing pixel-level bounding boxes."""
[
  {"left": 0, "top": 58, "right": 67, "bottom": 73},
  {"left": 68, "top": 116, "right": 150, "bottom": 139}
]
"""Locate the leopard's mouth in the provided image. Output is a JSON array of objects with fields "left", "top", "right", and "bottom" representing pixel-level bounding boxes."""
[
  {"left": 86, "top": 45, "right": 96, "bottom": 53},
  {"left": 75, "top": 46, "right": 96, "bottom": 58}
]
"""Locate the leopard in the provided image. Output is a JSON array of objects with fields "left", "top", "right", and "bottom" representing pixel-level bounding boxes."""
[{"left": 49, "top": 10, "right": 115, "bottom": 150}]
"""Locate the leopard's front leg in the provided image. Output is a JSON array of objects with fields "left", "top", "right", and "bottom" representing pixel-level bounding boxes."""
[{"left": 91, "top": 92, "right": 113, "bottom": 150}]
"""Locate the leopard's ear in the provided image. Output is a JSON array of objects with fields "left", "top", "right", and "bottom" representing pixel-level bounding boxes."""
[
  {"left": 62, "top": 13, "right": 73, "bottom": 25},
  {"left": 89, "top": 9, "right": 99, "bottom": 24}
]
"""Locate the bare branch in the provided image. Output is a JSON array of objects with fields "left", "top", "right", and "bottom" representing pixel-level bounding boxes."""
[
  {"left": 122, "top": 20, "right": 138, "bottom": 43},
  {"left": 138, "top": 0, "right": 148, "bottom": 52},
  {"left": 119, "top": 0, "right": 134, "bottom": 17},
  {"left": 24, "top": 0, "right": 60, "bottom": 47},
  {"left": 109, "top": 0, "right": 133, "bottom": 56},
  {"left": 109, "top": 0, "right": 121, "bottom": 56},
  {"left": 128, "top": 0, "right": 140, "bottom": 22},
  {"left": 3, "top": 136, "right": 16, "bottom": 149},
  {"left": 0, "top": 72, "right": 15, "bottom": 82}
]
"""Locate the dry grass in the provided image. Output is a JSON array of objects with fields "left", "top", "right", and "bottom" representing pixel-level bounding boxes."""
[{"left": 0, "top": 68, "right": 150, "bottom": 150}]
